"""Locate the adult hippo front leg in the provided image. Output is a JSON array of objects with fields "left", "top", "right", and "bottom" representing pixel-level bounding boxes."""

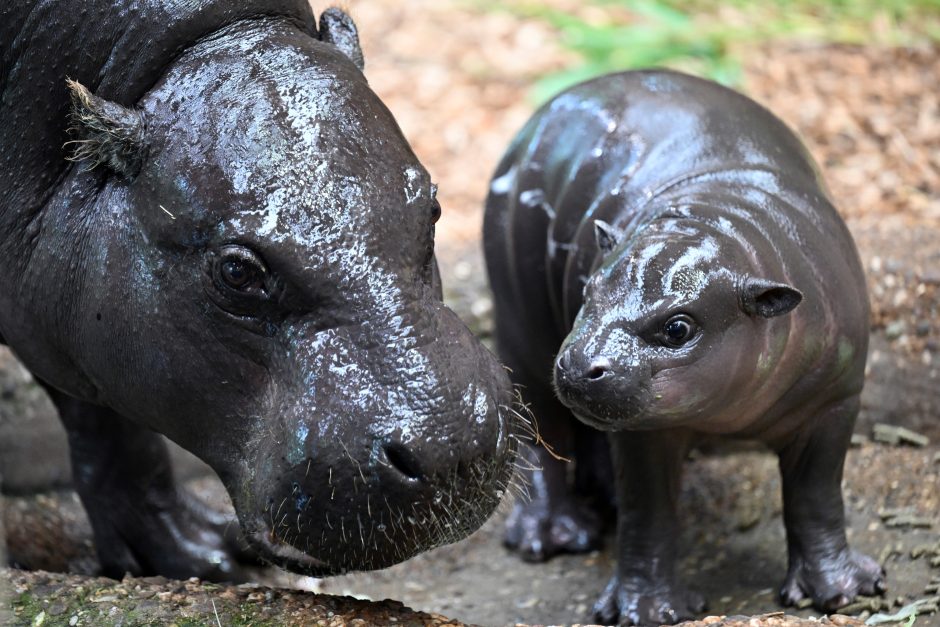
[
  {"left": 777, "top": 396, "right": 885, "bottom": 610},
  {"left": 42, "top": 383, "right": 253, "bottom": 581},
  {"left": 595, "top": 428, "right": 705, "bottom": 626}
]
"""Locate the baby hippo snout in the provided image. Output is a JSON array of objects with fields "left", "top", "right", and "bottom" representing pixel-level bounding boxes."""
[{"left": 555, "top": 349, "right": 649, "bottom": 430}]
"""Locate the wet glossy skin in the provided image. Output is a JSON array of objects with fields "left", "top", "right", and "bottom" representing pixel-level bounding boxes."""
[
  {"left": 0, "top": 1, "right": 514, "bottom": 579},
  {"left": 484, "top": 70, "right": 882, "bottom": 625}
]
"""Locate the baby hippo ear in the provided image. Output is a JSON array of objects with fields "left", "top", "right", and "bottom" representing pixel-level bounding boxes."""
[
  {"left": 319, "top": 8, "right": 365, "bottom": 71},
  {"left": 740, "top": 278, "right": 803, "bottom": 318},
  {"left": 594, "top": 220, "right": 624, "bottom": 255},
  {"left": 65, "top": 79, "right": 145, "bottom": 179}
]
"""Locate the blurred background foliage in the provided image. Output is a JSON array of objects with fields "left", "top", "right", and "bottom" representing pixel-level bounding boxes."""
[{"left": 472, "top": 0, "right": 940, "bottom": 101}]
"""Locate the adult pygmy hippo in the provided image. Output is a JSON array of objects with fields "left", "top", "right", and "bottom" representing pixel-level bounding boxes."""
[
  {"left": 484, "top": 70, "right": 882, "bottom": 625},
  {"left": 0, "top": 1, "right": 515, "bottom": 580}
]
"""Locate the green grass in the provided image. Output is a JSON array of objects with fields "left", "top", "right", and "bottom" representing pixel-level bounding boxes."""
[{"left": 474, "top": 0, "right": 940, "bottom": 101}]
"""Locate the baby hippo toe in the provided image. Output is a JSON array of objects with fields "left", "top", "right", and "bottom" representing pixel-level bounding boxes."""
[
  {"left": 780, "top": 549, "right": 886, "bottom": 611},
  {"left": 593, "top": 575, "right": 706, "bottom": 626},
  {"left": 503, "top": 498, "right": 602, "bottom": 562}
]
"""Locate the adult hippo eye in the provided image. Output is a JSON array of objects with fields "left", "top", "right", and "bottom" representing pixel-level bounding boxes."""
[
  {"left": 207, "top": 246, "right": 282, "bottom": 331},
  {"left": 662, "top": 314, "right": 696, "bottom": 348},
  {"left": 419, "top": 190, "right": 441, "bottom": 285},
  {"left": 221, "top": 258, "right": 252, "bottom": 288},
  {"left": 214, "top": 246, "right": 268, "bottom": 295},
  {"left": 429, "top": 184, "right": 442, "bottom": 224}
]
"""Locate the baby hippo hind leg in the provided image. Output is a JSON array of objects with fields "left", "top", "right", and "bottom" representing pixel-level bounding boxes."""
[
  {"left": 573, "top": 424, "right": 616, "bottom": 513},
  {"left": 595, "top": 429, "right": 705, "bottom": 626},
  {"left": 42, "top": 382, "right": 256, "bottom": 581},
  {"left": 496, "top": 309, "right": 604, "bottom": 561},
  {"left": 503, "top": 371, "right": 604, "bottom": 562},
  {"left": 776, "top": 395, "right": 886, "bottom": 610}
]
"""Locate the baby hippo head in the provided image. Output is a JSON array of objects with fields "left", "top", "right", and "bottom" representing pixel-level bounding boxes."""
[
  {"left": 554, "top": 216, "right": 802, "bottom": 432},
  {"left": 64, "top": 11, "right": 515, "bottom": 575}
]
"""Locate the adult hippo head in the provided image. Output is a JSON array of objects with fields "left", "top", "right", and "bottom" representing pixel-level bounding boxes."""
[{"left": 0, "top": 4, "right": 515, "bottom": 577}]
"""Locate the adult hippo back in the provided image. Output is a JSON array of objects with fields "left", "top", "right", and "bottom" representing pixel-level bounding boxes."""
[
  {"left": 0, "top": 1, "right": 515, "bottom": 580},
  {"left": 485, "top": 70, "right": 879, "bottom": 624}
]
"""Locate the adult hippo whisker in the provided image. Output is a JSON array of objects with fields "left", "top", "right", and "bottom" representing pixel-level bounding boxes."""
[
  {"left": 506, "top": 388, "right": 571, "bottom": 464},
  {"left": 504, "top": 468, "right": 533, "bottom": 506}
]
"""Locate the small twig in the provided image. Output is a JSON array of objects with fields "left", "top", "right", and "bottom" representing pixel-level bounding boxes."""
[{"left": 212, "top": 598, "right": 222, "bottom": 627}]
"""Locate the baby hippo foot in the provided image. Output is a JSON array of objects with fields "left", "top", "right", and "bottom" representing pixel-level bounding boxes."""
[
  {"left": 779, "top": 549, "right": 886, "bottom": 611},
  {"left": 593, "top": 576, "right": 707, "bottom": 626},
  {"left": 503, "top": 497, "right": 601, "bottom": 562}
]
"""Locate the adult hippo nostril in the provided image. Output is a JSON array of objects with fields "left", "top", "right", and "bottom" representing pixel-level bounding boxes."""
[{"left": 383, "top": 441, "right": 425, "bottom": 482}]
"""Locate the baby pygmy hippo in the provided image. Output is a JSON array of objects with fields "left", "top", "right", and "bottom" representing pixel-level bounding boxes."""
[{"left": 484, "top": 70, "right": 883, "bottom": 625}]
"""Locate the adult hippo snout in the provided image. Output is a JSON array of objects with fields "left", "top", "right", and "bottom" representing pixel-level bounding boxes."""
[{"left": 237, "top": 299, "right": 516, "bottom": 575}]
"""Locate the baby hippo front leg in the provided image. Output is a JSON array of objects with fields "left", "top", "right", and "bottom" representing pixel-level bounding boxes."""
[
  {"left": 777, "top": 396, "right": 886, "bottom": 609},
  {"left": 596, "top": 429, "right": 706, "bottom": 626}
]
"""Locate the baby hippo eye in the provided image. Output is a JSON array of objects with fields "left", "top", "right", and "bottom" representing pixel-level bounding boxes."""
[{"left": 662, "top": 314, "right": 696, "bottom": 347}]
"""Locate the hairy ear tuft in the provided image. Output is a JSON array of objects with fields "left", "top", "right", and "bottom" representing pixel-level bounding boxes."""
[
  {"left": 65, "top": 79, "right": 146, "bottom": 179},
  {"left": 740, "top": 278, "right": 803, "bottom": 318},
  {"left": 319, "top": 8, "right": 365, "bottom": 71}
]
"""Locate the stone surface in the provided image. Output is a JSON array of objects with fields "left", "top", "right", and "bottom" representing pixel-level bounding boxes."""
[{"left": 4, "top": 569, "right": 468, "bottom": 626}]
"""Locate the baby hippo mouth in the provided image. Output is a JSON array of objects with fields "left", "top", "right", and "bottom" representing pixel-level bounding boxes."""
[
  {"left": 554, "top": 352, "right": 650, "bottom": 430},
  {"left": 239, "top": 404, "right": 518, "bottom": 576}
]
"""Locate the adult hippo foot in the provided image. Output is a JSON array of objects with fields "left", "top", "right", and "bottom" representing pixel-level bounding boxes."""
[
  {"left": 42, "top": 384, "right": 258, "bottom": 582},
  {"left": 92, "top": 487, "right": 257, "bottom": 582},
  {"left": 779, "top": 549, "right": 886, "bottom": 611},
  {"left": 503, "top": 497, "right": 601, "bottom": 562},
  {"left": 593, "top": 576, "right": 706, "bottom": 626}
]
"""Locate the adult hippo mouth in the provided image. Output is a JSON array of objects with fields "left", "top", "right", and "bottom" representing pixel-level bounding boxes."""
[
  {"left": 234, "top": 358, "right": 519, "bottom": 576},
  {"left": 241, "top": 410, "right": 516, "bottom": 576}
]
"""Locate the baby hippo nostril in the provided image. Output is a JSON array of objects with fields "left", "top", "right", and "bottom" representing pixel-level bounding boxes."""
[
  {"left": 586, "top": 356, "right": 613, "bottom": 380},
  {"left": 383, "top": 441, "right": 425, "bottom": 481},
  {"left": 555, "top": 353, "right": 574, "bottom": 384}
]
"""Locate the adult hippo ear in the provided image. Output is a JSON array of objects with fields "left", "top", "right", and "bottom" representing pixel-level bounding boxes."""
[
  {"left": 740, "top": 277, "right": 804, "bottom": 318},
  {"left": 319, "top": 8, "right": 365, "bottom": 71},
  {"left": 594, "top": 220, "right": 625, "bottom": 255},
  {"left": 65, "top": 79, "right": 146, "bottom": 179}
]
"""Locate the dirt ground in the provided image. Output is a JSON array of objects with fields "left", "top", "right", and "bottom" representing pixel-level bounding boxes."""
[
  {"left": 4, "top": 445, "right": 937, "bottom": 626},
  {"left": 2, "top": 0, "right": 938, "bottom": 625}
]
